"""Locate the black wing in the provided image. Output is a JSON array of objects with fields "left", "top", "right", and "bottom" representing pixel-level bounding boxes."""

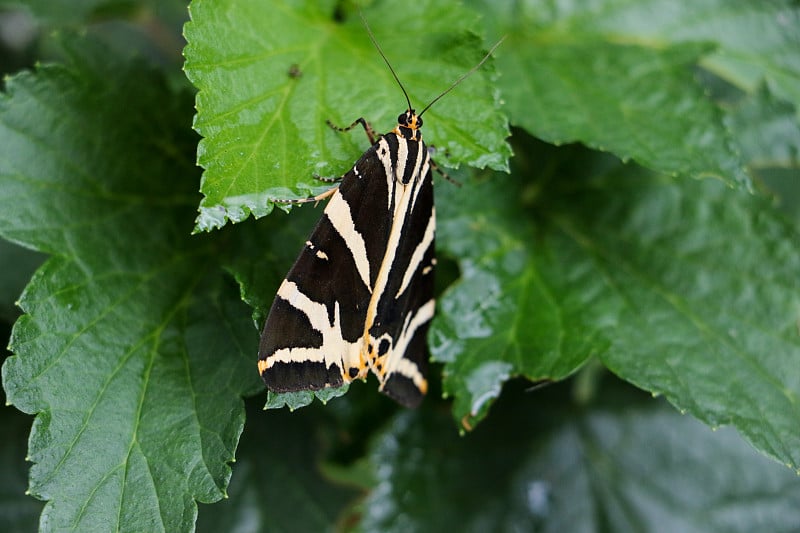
[{"left": 258, "top": 136, "right": 399, "bottom": 392}]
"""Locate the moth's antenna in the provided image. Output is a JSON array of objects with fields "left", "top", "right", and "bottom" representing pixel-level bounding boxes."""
[
  {"left": 360, "top": 11, "right": 413, "bottom": 112},
  {"left": 419, "top": 36, "right": 505, "bottom": 117}
]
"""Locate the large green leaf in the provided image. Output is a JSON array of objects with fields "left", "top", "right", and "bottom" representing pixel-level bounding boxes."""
[
  {"left": 532, "top": 0, "right": 800, "bottom": 111},
  {"left": 433, "top": 138, "right": 800, "bottom": 470},
  {"left": 0, "top": 38, "right": 259, "bottom": 531},
  {"left": 465, "top": 0, "right": 800, "bottom": 188},
  {"left": 183, "top": 0, "right": 510, "bottom": 231},
  {"left": 360, "top": 380, "right": 800, "bottom": 532},
  {"left": 502, "top": 40, "right": 749, "bottom": 187}
]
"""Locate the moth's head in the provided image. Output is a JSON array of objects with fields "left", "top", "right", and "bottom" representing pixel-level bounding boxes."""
[{"left": 394, "top": 109, "right": 423, "bottom": 141}]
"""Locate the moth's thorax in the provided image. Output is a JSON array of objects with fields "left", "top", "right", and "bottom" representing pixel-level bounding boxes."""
[{"left": 392, "top": 108, "right": 423, "bottom": 141}]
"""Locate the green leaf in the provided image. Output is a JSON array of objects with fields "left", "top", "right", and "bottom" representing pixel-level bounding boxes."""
[
  {"left": 432, "top": 145, "right": 616, "bottom": 426},
  {"left": 0, "top": 37, "right": 259, "bottom": 531},
  {"left": 196, "top": 399, "right": 361, "bottom": 533},
  {"left": 508, "top": 40, "right": 748, "bottom": 186},
  {"left": 0, "top": 4, "right": 795, "bottom": 530},
  {"left": 530, "top": 0, "right": 800, "bottom": 112},
  {"left": 264, "top": 384, "right": 349, "bottom": 410},
  {"left": 183, "top": 0, "right": 510, "bottom": 231},
  {"left": 465, "top": 0, "right": 800, "bottom": 187},
  {"left": 360, "top": 380, "right": 800, "bottom": 532},
  {"left": 728, "top": 83, "right": 800, "bottom": 169},
  {"left": 433, "top": 138, "right": 800, "bottom": 471}
]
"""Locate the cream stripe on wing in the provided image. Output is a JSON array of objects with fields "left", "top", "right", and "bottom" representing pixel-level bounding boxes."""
[
  {"left": 395, "top": 135, "right": 408, "bottom": 183},
  {"left": 267, "top": 280, "right": 363, "bottom": 378},
  {"left": 364, "top": 136, "right": 431, "bottom": 332},
  {"left": 379, "top": 299, "right": 435, "bottom": 390},
  {"left": 395, "top": 207, "right": 435, "bottom": 299},
  {"left": 377, "top": 138, "right": 395, "bottom": 212},
  {"left": 409, "top": 144, "right": 428, "bottom": 211},
  {"left": 364, "top": 172, "right": 415, "bottom": 334},
  {"left": 325, "top": 192, "right": 372, "bottom": 292}
]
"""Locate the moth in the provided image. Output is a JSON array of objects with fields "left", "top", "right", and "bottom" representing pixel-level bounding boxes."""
[{"left": 258, "top": 14, "right": 502, "bottom": 408}]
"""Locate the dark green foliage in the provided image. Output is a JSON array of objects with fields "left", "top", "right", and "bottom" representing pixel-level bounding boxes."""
[{"left": 1, "top": 0, "right": 798, "bottom": 531}]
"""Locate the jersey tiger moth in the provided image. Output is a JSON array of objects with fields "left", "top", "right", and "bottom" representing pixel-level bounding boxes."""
[{"left": 258, "top": 13, "right": 502, "bottom": 408}]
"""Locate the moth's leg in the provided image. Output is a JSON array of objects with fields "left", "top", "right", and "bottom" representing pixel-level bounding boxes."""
[
  {"left": 429, "top": 157, "right": 461, "bottom": 187},
  {"left": 273, "top": 185, "right": 340, "bottom": 207},
  {"left": 271, "top": 117, "right": 374, "bottom": 206},
  {"left": 313, "top": 174, "right": 341, "bottom": 184},
  {"left": 326, "top": 117, "right": 378, "bottom": 145}
]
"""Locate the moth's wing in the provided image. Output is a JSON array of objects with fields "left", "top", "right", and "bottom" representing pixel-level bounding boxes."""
[
  {"left": 258, "top": 142, "right": 395, "bottom": 392},
  {"left": 366, "top": 147, "right": 435, "bottom": 408}
]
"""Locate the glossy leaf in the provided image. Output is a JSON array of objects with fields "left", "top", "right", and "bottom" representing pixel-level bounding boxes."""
[
  {"left": 360, "top": 381, "right": 800, "bottom": 532},
  {"left": 463, "top": 0, "right": 800, "bottom": 188},
  {"left": 0, "top": 38, "right": 260, "bottom": 531},
  {"left": 504, "top": 40, "right": 749, "bottom": 186},
  {"left": 531, "top": 0, "right": 800, "bottom": 111},
  {"left": 433, "top": 139, "right": 800, "bottom": 471},
  {"left": 2, "top": 2, "right": 799, "bottom": 531}
]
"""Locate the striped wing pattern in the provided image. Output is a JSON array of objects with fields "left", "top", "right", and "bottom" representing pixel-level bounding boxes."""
[{"left": 258, "top": 129, "right": 434, "bottom": 408}]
